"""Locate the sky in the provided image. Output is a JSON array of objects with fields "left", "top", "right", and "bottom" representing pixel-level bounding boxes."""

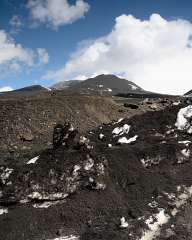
[{"left": 1, "top": 0, "right": 192, "bottom": 94}]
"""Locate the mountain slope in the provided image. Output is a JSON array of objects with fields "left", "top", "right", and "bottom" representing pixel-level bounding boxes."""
[
  {"left": 0, "top": 85, "right": 49, "bottom": 97},
  {"left": 184, "top": 89, "right": 192, "bottom": 96},
  {"left": 54, "top": 74, "right": 145, "bottom": 94}
]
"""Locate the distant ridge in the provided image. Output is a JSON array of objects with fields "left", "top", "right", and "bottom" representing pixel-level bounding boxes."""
[
  {"left": 52, "top": 74, "right": 146, "bottom": 95},
  {"left": 0, "top": 85, "right": 49, "bottom": 97}
]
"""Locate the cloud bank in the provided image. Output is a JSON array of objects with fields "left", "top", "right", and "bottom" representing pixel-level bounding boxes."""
[
  {"left": 44, "top": 14, "right": 192, "bottom": 94},
  {"left": 27, "top": 0, "right": 90, "bottom": 29},
  {"left": 0, "top": 86, "right": 13, "bottom": 93},
  {"left": 0, "top": 30, "right": 49, "bottom": 75}
]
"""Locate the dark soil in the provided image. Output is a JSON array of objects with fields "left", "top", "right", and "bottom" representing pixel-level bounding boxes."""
[{"left": 1, "top": 99, "right": 192, "bottom": 240}]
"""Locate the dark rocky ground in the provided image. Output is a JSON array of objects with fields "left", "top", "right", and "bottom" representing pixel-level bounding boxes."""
[
  {"left": 1, "top": 91, "right": 192, "bottom": 240},
  {"left": 0, "top": 90, "right": 173, "bottom": 165}
]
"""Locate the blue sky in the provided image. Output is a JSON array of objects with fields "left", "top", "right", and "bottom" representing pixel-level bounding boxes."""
[{"left": 1, "top": 0, "right": 192, "bottom": 94}]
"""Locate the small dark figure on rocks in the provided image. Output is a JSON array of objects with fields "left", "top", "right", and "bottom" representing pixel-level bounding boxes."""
[{"left": 53, "top": 124, "right": 64, "bottom": 149}]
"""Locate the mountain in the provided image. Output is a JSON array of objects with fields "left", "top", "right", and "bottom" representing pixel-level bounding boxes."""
[
  {"left": 52, "top": 74, "right": 145, "bottom": 94},
  {"left": 0, "top": 85, "right": 50, "bottom": 97},
  {"left": 184, "top": 89, "right": 192, "bottom": 96},
  {"left": 51, "top": 80, "right": 81, "bottom": 90}
]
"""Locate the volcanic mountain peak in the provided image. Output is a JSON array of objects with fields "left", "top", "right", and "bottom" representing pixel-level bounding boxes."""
[{"left": 52, "top": 74, "right": 145, "bottom": 94}]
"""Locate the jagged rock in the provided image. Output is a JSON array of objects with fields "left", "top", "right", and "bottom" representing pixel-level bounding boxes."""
[{"left": 123, "top": 103, "right": 139, "bottom": 109}]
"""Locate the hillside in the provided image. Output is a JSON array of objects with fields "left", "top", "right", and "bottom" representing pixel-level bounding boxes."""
[
  {"left": 1, "top": 101, "right": 192, "bottom": 240},
  {"left": 0, "top": 85, "right": 49, "bottom": 98},
  {"left": 53, "top": 74, "right": 146, "bottom": 95}
]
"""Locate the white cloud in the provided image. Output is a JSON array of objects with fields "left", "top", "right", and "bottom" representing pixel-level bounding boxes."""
[
  {"left": 0, "top": 86, "right": 13, "bottom": 92},
  {"left": 0, "top": 30, "right": 33, "bottom": 66},
  {"left": 9, "top": 15, "right": 23, "bottom": 29},
  {"left": 0, "top": 30, "right": 49, "bottom": 75},
  {"left": 44, "top": 14, "right": 192, "bottom": 95},
  {"left": 27, "top": 0, "right": 90, "bottom": 29},
  {"left": 37, "top": 48, "right": 49, "bottom": 64}
]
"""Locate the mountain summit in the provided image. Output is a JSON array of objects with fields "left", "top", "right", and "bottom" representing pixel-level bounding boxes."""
[{"left": 51, "top": 74, "right": 145, "bottom": 94}]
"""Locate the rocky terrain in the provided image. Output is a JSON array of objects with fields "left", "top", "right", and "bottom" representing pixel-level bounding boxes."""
[
  {"left": 1, "top": 89, "right": 192, "bottom": 239},
  {"left": 1, "top": 74, "right": 190, "bottom": 240},
  {"left": 0, "top": 86, "right": 176, "bottom": 166}
]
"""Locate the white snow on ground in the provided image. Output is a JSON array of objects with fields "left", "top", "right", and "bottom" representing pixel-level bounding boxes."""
[
  {"left": 0, "top": 208, "right": 8, "bottom": 215},
  {"left": 181, "top": 148, "right": 190, "bottom": 158},
  {"left": 140, "top": 209, "right": 170, "bottom": 240},
  {"left": 107, "top": 88, "right": 112, "bottom": 92},
  {"left": 73, "top": 165, "right": 81, "bottom": 177},
  {"left": 118, "top": 135, "right": 138, "bottom": 144},
  {"left": 112, "top": 124, "right": 130, "bottom": 136},
  {"left": 140, "top": 156, "right": 162, "bottom": 168},
  {"left": 27, "top": 156, "right": 39, "bottom": 164},
  {"left": 98, "top": 85, "right": 103, "bottom": 88},
  {"left": 84, "top": 156, "right": 94, "bottom": 171},
  {"left": 172, "top": 101, "right": 181, "bottom": 106},
  {"left": 175, "top": 105, "right": 192, "bottom": 133},
  {"left": 178, "top": 140, "right": 191, "bottom": 146},
  {"left": 120, "top": 217, "right": 129, "bottom": 228},
  {"left": 47, "top": 235, "right": 79, "bottom": 240},
  {"left": 140, "top": 185, "right": 192, "bottom": 240},
  {"left": 33, "top": 200, "right": 65, "bottom": 209},
  {"left": 129, "top": 84, "right": 138, "bottom": 90},
  {"left": 0, "top": 168, "right": 13, "bottom": 184},
  {"left": 99, "top": 133, "right": 105, "bottom": 140},
  {"left": 117, "top": 118, "right": 124, "bottom": 123}
]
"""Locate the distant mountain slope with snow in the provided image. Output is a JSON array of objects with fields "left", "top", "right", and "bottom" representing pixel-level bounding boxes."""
[{"left": 52, "top": 74, "right": 146, "bottom": 95}]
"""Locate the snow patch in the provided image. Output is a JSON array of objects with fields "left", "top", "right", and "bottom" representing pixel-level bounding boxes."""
[
  {"left": 0, "top": 208, "right": 8, "bottom": 215},
  {"left": 27, "top": 156, "right": 39, "bottom": 164},
  {"left": 112, "top": 124, "right": 130, "bottom": 136},
  {"left": 84, "top": 156, "right": 94, "bottom": 171},
  {"left": 178, "top": 140, "right": 191, "bottom": 146},
  {"left": 47, "top": 235, "right": 79, "bottom": 240},
  {"left": 99, "top": 133, "right": 105, "bottom": 140},
  {"left": 140, "top": 209, "right": 170, "bottom": 240},
  {"left": 175, "top": 105, "right": 192, "bottom": 133},
  {"left": 0, "top": 168, "right": 13, "bottom": 184},
  {"left": 120, "top": 217, "right": 129, "bottom": 228},
  {"left": 118, "top": 135, "right": 138, "bottom": 144},
  {"left": 181, "top": 148, "right": 190, "bottom": 158},
  {"left": 141, "top": 156, "right": 162, "bottom": 168},
  {"left": 173, "top": 101, "right": 180, "bottom": 106},
  {"left": 107, "top": 88, "right": 112, "bottom": 92},
  {"left": 129, "top": 84, "right": 138, "bottom": 90}
]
